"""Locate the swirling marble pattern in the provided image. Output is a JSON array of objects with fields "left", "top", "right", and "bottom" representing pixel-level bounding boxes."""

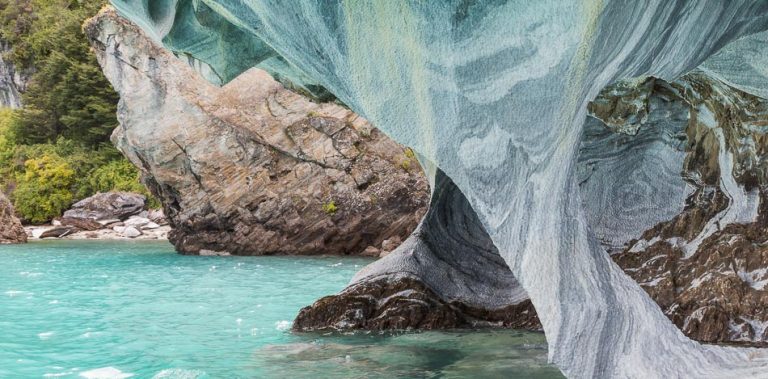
[
  {"left": 111, "top": 1, "right": 768, "bottom": 377},
  {"left": 579, "top": 80, "right": 692, "bottom": 251},
  {"left": 293, "top": 168, "right": 536, "bottom": 331},
  {"left": 351, "top": 168, "right": 527, "bottom": 310}
]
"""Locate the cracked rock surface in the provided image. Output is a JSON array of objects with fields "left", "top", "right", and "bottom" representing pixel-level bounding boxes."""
[
  {"left": 84, "top": 9, "right": 428, "bottom": 256},
  {"left": 0, "top": 192, "right": 26, "bottom": 244}
]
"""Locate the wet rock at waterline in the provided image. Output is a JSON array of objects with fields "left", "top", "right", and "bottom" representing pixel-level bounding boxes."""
[
  {"left": 295, "top": 171, "right": 539, "bottom": 332},
  {"left": 0, "top": 192, "right": 26, "bottom": 244},
  {"left": 84, "top": 9, "right": 429, "bottom": 256}
]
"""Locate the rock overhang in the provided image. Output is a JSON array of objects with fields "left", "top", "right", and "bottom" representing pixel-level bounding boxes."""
[{"left": 108, "top": 1, "right": 768, "bottom": 377}]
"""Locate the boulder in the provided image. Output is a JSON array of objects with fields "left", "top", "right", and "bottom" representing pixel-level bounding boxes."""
[
  {"left": 58, "top": 217, "right": 104, "bottom": 231},
  {"left": 121, "top": 226, "right": 142, "bottom": 238},
  {"left": 63, "top": 192, "right": 145, "bottom": 222},
  {"left": 141, "top": 222, "right": 160, "bottom": 230},
  {"left": 123, "top": 216, "right": 150, "bottom": 228},
  {"left": 360, "top": 246, "right": 380, "bottom": 257},
  {"left": 146, "top": 209, "right": 167, "bottom": 225},
  {"left": 40, "top": 226, "right": 79, "bottom": 239},
  {"left": 85, "top": 11, "right": 428, "bottom": 256},
  {"left": 0, "top": 192, "right": 26, "bottom": 243}
]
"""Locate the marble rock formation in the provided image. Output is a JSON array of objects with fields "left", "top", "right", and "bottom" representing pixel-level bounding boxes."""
[
  {"left": 84, "top": 9, "right": 428, "bottom": 256},
  {"left": 0, "top": 192, "right": 26, "bottom": 243},
  {"left": 296, "top": 72, "right": 768, "bottom": 347},
  {"left": 295, "top": 170, "right": 539, "bottom": 331},
  {"left": 585, "top": 74, "right": 768, "bottom": 346},
  {"left": 112, "top": 1, "right": 768, "bottom": 377}
]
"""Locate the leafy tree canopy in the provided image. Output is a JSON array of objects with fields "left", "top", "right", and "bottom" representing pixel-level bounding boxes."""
[{"left": 0, "top": 1, "right": 158, "bottom": 222}]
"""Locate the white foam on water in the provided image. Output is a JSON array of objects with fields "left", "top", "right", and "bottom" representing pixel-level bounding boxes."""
[
  {"left": 38, "top": 331, "right": 54, "bottom": 340},
  {"left": 79, "top": 367, "right": 133, "bottom": 379},
  {"left": 152, "top": 368, "right": 206, "bottom": 379},
  {"left": 275, "top": 320, "right": 291, "bottom": 331}
]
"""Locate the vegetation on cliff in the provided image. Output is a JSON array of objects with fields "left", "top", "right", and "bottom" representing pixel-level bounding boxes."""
[{"left": 0, "top": 0, "right": 153, "bottom": 222}]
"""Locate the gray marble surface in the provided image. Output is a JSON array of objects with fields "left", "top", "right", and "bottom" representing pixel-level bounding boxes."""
[{"left": 110, "top": 1, "right": 768, "bottom": 377}]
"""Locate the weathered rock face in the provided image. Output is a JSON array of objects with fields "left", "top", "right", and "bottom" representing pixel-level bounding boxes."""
[
  {"left": 0, "top": 192, "right": 26, "bottom": 243},
  {"left": 112, "top": 1, "right": 768, "bottom": 377},
  {"left": 295, "top": 171, "right": 539, "bottom": 332},
  {"left": 84, "top": 9, "right": 428, "bottom": 256},
  {"left": 63, "top": 192, "right": 146, "bottom": 222},
  {"left": 294, "top": 72, "right": 768, "bottom": 347},
  {"left": 588, "top": 74, "right": 768, "bottom": 346}
]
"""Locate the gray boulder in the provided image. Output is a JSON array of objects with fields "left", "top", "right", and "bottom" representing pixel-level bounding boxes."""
[
  {"left": 40, "top": 226, "right": 79, "bottom": 239},
  {"left": 63, "top": 192, "right": 146, "bottom": 222}
]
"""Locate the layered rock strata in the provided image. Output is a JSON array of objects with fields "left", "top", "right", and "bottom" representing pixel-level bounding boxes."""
[
  {"left": 84, "top": 9, "right": 428, "bottom": 256},
  {"left": 112, "top": 1, "right": 768, "bottom": 377},
  {"left": 0, "top": 192, "right": 26, "bottom": 243}
]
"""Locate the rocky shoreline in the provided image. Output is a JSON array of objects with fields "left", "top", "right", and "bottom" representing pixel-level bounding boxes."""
[{"left": 22, "top": 192, "right": 171, "bottom": 242}]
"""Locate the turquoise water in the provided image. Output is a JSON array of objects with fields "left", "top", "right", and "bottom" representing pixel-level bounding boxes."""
[{"left": 0, "top": 241, "right": 562, "bottom": 378}]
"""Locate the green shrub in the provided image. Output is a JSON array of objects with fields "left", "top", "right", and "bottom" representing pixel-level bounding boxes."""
[
  {"left": 88, "top": 159, "right": 144, "bottom": 194},
  {"left": 12, "top": 153, "right": 75, "bottom": 223},
  {"left": 88, "top": 159, "right": 161, "bottom": 208},
  {"left": 0, "top": 1, "right": 161, "bottom": 220}
]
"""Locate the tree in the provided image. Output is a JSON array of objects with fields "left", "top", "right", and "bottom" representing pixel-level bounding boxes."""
[
  {"left": 12, "top": 152, "right": 74, "bottom": 223},
  {"left": 0, "top": 0, "right": 117, "bottom": 147}
]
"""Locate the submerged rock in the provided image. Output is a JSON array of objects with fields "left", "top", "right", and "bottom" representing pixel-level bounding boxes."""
[
  {"left": 0, "top": 192, "right": 26, "bottom": 244},
  {"left": 84, "top": 9, "right": 428, "bottom": 256}
]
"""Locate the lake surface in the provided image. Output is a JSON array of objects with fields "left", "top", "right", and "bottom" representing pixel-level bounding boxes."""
[{"left": 0, "top": 240, "right": 562, "bottom": 378}]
